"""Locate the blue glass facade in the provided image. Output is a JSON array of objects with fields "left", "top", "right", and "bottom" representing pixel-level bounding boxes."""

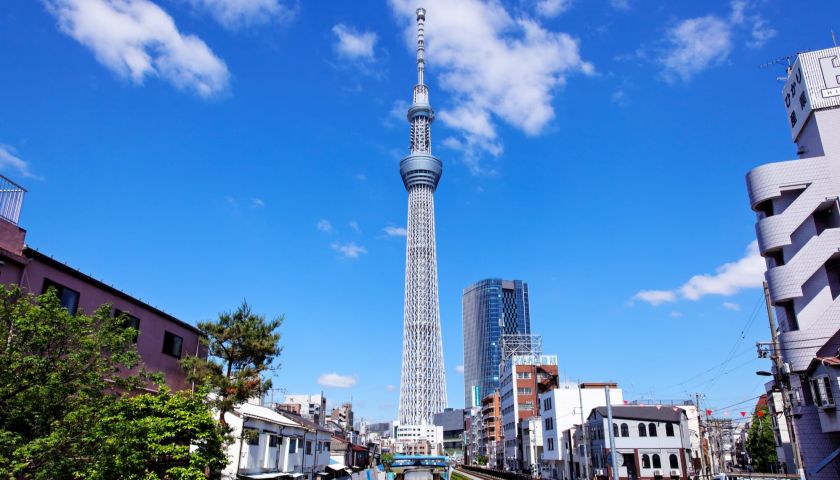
[{"left": 462, "top": 279, "right": 531, "bottom": 408}]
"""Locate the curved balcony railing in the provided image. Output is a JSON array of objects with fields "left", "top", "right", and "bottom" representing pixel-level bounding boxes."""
[
  {"left": 755, "top": 181, "right": 832, "bottom": 254},
  {"left": 767, "top": 228, "right": 840, "bottom": 303}
]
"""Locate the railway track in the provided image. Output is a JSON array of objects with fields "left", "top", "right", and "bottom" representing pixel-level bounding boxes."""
[{"left": 458, "top": 465, "right": 534, "bottom": 480}]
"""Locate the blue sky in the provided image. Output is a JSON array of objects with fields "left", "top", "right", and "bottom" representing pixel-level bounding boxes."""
[{"left": 1, "top": 0, "right": 836, "bottom": 422}]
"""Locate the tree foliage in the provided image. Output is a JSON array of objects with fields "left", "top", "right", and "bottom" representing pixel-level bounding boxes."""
[
  {"left": 0, "top": 285, "right": 229, "bottom": 479},
  {"left": 745, "top": 405, "right": 778, "bottom": 473},
  {"left": 181, "top": 300, "right": 283, "bottom": 426},
  {"left": 380, "top": 452, "right": 394, "bottom": 472},
  {"left": 475, "top": 455, "right": 487, "bottom": 466}
]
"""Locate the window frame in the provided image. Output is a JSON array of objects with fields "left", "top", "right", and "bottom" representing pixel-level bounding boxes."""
[
  {"left": 665, "top": 423, "right": 675, "bottom": 437},
  {"left": 648, "top": 423, "right": 657, "bottom": 437},
  {"left": 638, "top": 423, "right": 647, "bottom": 437},
  {"left": 641, "top": 454, "right": 651, "bottom": 469},
  {"left": 162, "top": 331, "right": 184, "bottom": 358},
  {"left": 114, "top": 309, "right": 140, "bottom": 343},
  {"left": 42, "top": 278, "right": 81, "bottom": 316},
  {"left": 669, "top": 454, "right": 679, "bottom": 469},
  {"left": 652, "top": 454, "right": 661, "bottom": 469},
  {"left": 620, "top": 423, "right": 629, "bottom": 437}
]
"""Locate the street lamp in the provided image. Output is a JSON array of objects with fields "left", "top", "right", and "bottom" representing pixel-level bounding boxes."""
[{"left": 756, "top": 371, "right": 773, "bottom": 377}]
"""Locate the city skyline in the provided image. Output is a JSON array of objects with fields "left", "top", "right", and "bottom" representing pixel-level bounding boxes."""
[{"left": 2, "top": 0, "right": 836, "bottom": 425}]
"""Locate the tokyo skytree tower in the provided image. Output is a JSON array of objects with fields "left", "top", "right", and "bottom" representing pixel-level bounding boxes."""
[{"left": 398, "top": 7, "right": 447, "bottom": 426}]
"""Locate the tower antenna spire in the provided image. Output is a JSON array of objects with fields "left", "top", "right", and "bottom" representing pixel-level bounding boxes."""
[{"left": 416, "top": 8, "right": 426, "bottom": 85}]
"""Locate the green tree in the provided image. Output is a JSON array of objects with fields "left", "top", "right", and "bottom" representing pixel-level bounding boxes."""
[
  {"left": 475, "top": 455, "right": 487, "bottom": 466},
  {"left": 380, "top": 452, "right": 394, "bottom": 472},
  {"left": 181, "top": 300, "right": 283, "bottom": 427},
  {"left": 0, "top": 285, "right": 229, "bottom": 479},
  {"left": 745, "top": 405, "right": 778, "bottom": 472}
]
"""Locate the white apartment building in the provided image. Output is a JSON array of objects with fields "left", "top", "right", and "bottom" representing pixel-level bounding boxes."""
[
  {"left": 396, "top": 424, "right": 443, "bottom": 445},
  {"left": 284, "top": 394, "right": 328, "bottom": 425},
  {"left": 586, "top": 406, "right": 692, "bottom": 480},
  {"left": 222, "top": 402, "right": 332, "bottom": 480},
  {"left": 539, "top": 383, "right": 623, "bottom": 480},
  {"left": 745, "top": 45, "right": 840, "bottom": 478},
  {"left": 521, "top": 415, "right": 543, "bottom": 473}
]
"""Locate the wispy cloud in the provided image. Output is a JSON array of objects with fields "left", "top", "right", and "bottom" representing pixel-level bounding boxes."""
[
  {"left": 386, "top": 384, "right": 395, "bottom": 391},
  {"left": 455, "top": 365, "right": 464, "bottom": 373},
  {"left": 670, "top": 311, "right": 683, "bottom": 318},
  {"left": 317, "top": 373, "right": 358, "bottom": 388},
  {"left": 318, "top": 219, "right": 333, "bottom": 233},
  {"left": 251, "top": 198, "right": 265, "bottom": 208},
  {"left": 331, "top": 241, "right": 367, "bottom": 258},
  {"left": 390, "top": 0, "right": 594, "bottom": 172},
  {"left": 332, "top": 24, "right": 377, "bottom": 60},
  {"left": 610, "top": 0, "right": 630, "bottom": 10},
  {"left": 652, "top": 1, "right": 774, "bottom": 83},
  {"left": 356, "top": 173, "right": 366, "bottom": 181},
  {"left": 44, "top": 0, "right": 229, "bottom": 97},
  {"left": 535, "top": 0, "right": 573, "bottom": 18},
  {"left": 723, "top": 302, "right": 742, "bottom": 311},
  {"left": 181, "top": 0, "right": 293, "bottom": 30},
  {"left": 382, "top": 226, "right": 407, "bottom": 237},
  {"left": 0, "top": 145, "right": 38, "bottom": 179},
  {"left": 630, "top": 241, "right": 765, "bottom": 306},
  {"left": 349, "top": 221, "right": 361, "bottom": 234}
]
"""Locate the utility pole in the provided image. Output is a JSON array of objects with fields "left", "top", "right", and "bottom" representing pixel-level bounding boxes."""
[
  {"left": 763, "top": 281, "right": 807, "bottom": 480},
  {"left": 578, "top": 379, "right": 588, "bottom": 480},
  {"left": 605, "top": 386, "right": 619, "bottom": 480},
  {"left": 695, "top": 393, "right": 707, "bottom": 480}
]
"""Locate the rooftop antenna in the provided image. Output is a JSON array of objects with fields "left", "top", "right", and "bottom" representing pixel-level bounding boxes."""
[
  {"left": 759, "top": 49, "right": 810, "bottom": 82},
  {"left": 833, "top": 30, "right": 837, "bottom": 48}
]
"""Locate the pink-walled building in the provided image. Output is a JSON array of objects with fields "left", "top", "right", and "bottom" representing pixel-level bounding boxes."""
[{"left": 0, "top": 175, "right": 205, "bottom": 392}]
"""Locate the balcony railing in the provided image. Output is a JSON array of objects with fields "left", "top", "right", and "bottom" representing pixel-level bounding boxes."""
[{"left": 0, "top": 174, "right": 26, "bottom": 226}]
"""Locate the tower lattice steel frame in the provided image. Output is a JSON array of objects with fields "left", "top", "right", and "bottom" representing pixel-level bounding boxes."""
[{"left": 398, "top": 7, "right": 447, "bottom": 426}]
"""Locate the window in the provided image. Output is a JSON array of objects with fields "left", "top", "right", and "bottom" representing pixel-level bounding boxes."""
[
  {"left": 517, "top": 388, "right": 533, "bottom": 395},
  {"left": 316, "top": 441, "right": 322, "bottom": 452},
  {"left": 544, "top": 398, "right": 553, "bottom": 411},
  {"left": 324, "top": 442, "right": 330, "bottom": 451},
  {"left": 545, "top": 418, "right": 554, "bottom": 431},
  {"left": 269, "top": 435, "right": 280, "bottom": 447},
  {"left": 638, "top": 424, "right": 647, "bottom": 437},
  {"left": 244, "top": 428, "right": 260, "bottom": 446},
  {"left": 824, "top": 377, "right": 835, "bottom": 406},
  {"left": 669, "top": 454, "right": 679, "bottom": 469},
  {"left": 648, "top": 423, "right": 657, "bottom": 437},
  {"left": 642, "top": 454, "right": 651, "bottom": 469},
  {"left": 162, "top": 331, "right": 183, "bottom": 358},
  {"left": 306, "top": 441, "right": 312, "bottom": 455},
  {"left": 547, "top": 438, "right": 554, "bottom": 451},
  {"left": 621, "top": 424, "right": 629, "bottom": 437},
  {"left": 652, "top": 454, "right": 661, "bottom": 469},
  {"left": 783, "top": 302, "right": 799, "bottom": 331},
  {"left": 289, "top": 439, "right": 297, "bottom": 453},
  {"left": 518, "top": 402, "right": 533, "bottom": 411},
  {"left": 42, "top": 279, "right": 80, "bottom": 316},
  {"left": 666, "top": 423, "right": 674, "bottom": 437},
  {"left": 613, "top": 423, "right": 619, "bottom": 438},
  {"left": 517, "top": 372, "right": 532, "bottom": 379},
  {"left": 114, "top": 309, "right": 140, "bottom": 343}
]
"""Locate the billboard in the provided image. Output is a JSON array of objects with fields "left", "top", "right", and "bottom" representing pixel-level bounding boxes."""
[
  {"left": 783, "top": 47, "right": 840, "bottom": 141},
  {"left": 471, "top": 386, "right": 480, "bottom": 407}
]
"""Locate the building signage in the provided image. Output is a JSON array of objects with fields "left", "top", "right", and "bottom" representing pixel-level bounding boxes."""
[
  {"left": 472, "top": 386, "right": 480, "bottom": 407},
  {"left": 783, "top": 47, "right": 840, "bottom": 141}
]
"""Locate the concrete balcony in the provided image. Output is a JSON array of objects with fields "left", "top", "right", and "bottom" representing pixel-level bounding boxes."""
[
  {"left": 746, "top": 156, "right": 829, "bottom": 209},
  {"left": 767, "top": 228, "right": 840, "bottom": 303},
  {"left": 755, "top": 181, "right": 833, "bottom": 254}
]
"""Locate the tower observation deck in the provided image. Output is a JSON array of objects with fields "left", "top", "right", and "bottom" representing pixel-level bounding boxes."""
[{"left": 398, "top": 7, "right": 447, "bottom": 426}]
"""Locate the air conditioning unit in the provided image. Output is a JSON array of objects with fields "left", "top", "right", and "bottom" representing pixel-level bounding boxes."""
[
  {"left": 671, "top": 470, "right": 680, "bottom": 476},
  {"left": 653, "top": 470, "right": 662, "bottom": 476}
]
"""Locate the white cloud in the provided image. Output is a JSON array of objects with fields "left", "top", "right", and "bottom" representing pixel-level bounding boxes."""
[
  {"left": 182, "top": 0, "right": 291, "bottom": 29},
  {"left": 318, "top": 219, "right": 333, "bottom": 233},
  {"left": 723, "top": 302, "right": 742, "bottom": 311},
  {"left": 387, "top": 384, "right": 395, "bottom": 391},
  {"left": 349, "top": 221, "right": 361, "bottom": 233},
  {"left": 610, "top": 0, "right": 630, "bottom": 10},
  {"left": 382, "top": 226, "right": 407, "bottom": 237},
  {"left": 670, "top": 311, "right": 683, "bottom": 318},
  {"left": 332, "top": 24, "right": 377, "bottom": 60},
  {"left": 331, "top": 241, "right": 367, "bottom": 258},
  {"left": 455, "top": 365, "right": 464, "bottom": 373},
  {"left": 251, "top": 198, "right": 265, "bottom": 208},
  {"left": 631, "top": 241, "right": 765, "bottom": 306},
  {"left": 45, "top": 0, "right": 229, "bottom": 97},
  {"left": 356, "top": 173, "right": 366, "bottom": 181},
  {"left": 659, "top": 15, "right": 732, "bottom": 83},
  {"left": 535, "top": 0, "right": 573, "bottom": 18},
  {"left": 317, "top": 373, "right": 358, "bottom": 388},
  {"left": 0, "top": 145, "right": 37, "bottom": 179},
  {"left": 390, "top": 0, "right": 593, "bottom": 170},
  {"left": 655, "top": 2, "right": 775, "bottom": 82}
]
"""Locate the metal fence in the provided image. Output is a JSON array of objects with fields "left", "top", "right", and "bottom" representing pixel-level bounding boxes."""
[{"left": 0, "top": 174, "right": 26, "bottom": 225}]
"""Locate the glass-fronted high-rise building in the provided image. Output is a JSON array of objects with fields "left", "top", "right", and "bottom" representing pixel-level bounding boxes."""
[{"left": 462, "top": 279, "right": 531, "bottom": 409}]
